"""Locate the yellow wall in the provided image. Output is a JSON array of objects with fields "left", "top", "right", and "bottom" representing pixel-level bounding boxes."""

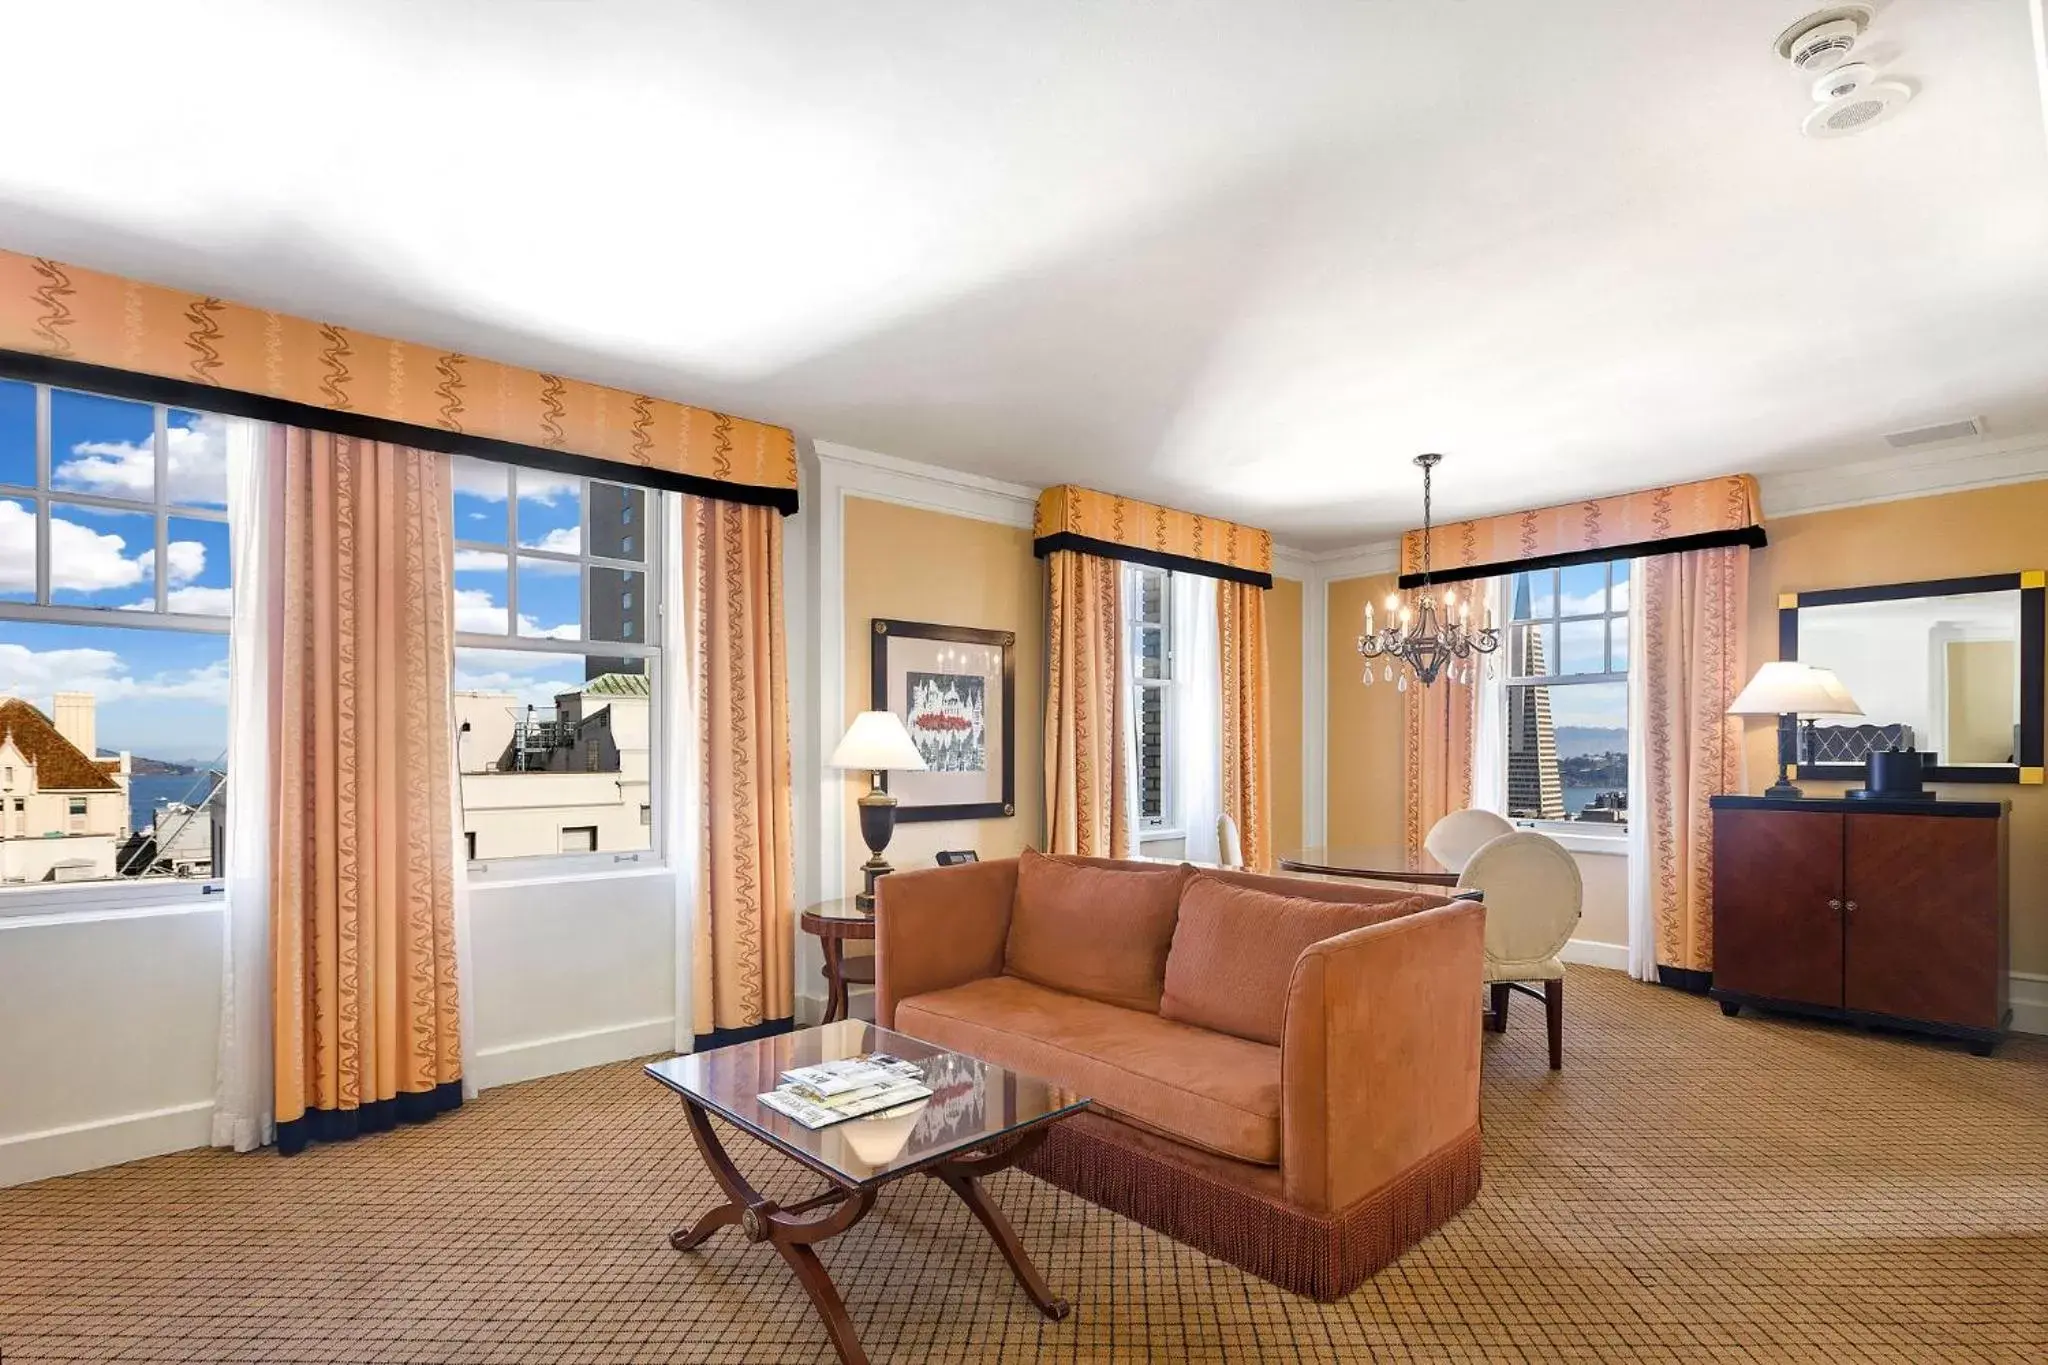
[
  {"left": 841, "top": 497, "right": 1044, "bottom": 876},
  {"left": 1745, "top": 480, "right": 2048, "bottom": 977},
  {"left": 1945, "top": 640, "right": 2018, "bottom": 765},
  {"left": 1324, "top": 574, "right": 1406, "bottom": 851},
  {"left": 1269, "top": 576, "right": 1304, "bottom": 857}
]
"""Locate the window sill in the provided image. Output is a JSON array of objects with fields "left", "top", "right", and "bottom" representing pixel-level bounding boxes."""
[
  {"left": 1513, "top": 822, "right": 1629, "bottom": 856},
  {"left": 465, "top": 857, "right": 668, "bottom": 891},
  {"left": 1137, "top": 828, "right": 1186, "bottom": 843}
]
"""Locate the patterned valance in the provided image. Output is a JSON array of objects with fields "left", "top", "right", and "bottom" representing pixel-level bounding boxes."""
[
  {"left": 1032, "top": 484, "right": 1274, "bottom": 588},
  {"left": 1396, "top": 473, "right": 1764, "bottom": 588},
  {"left": 0, "top": 250, "right": 798, "bottom": 513}
]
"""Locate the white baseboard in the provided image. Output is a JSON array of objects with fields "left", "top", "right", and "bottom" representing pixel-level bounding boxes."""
[
  {"left": 0, "top": 1100, "right": 214, "bottom": 1189},
  {"left": 2010, "top": 972, "right": 2048, "bottom": 1037},
  {"left": 470, "top": 1016, "right": 676, "bottom": 1091},
  {"left": 1559, "top": 938, "right": 1630, "bottom": 973}
]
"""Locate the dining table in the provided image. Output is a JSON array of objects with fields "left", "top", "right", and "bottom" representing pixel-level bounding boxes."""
[{"left": 1275, "top": 845, "right": 1460, "bottom": 887}]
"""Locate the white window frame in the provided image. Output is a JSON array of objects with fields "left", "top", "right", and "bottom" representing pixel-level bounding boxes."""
[
  {"left": 0, "top": 383, "right": 235, "bottom": 918},
  {"left": 452, "top": 463, "right": 666, "bottom": 883},
  {"left": 1503, "top": 561, "right": 1630, "bottom": 843},
  {"left": 1127, "top": 564, "right": 1178, "bottom": 836}
]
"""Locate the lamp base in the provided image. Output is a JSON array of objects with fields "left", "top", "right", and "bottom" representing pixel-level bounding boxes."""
[
  {"left": 854, "top": 780, "right": 898, "bottom": 914},
  {"left": 1763, "top": 779, "right": 1804, "bottom": 800}
]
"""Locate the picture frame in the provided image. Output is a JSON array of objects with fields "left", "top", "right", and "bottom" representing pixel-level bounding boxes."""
[{"left": 871, "top": 618, "right": 1016, "bottom": 822}]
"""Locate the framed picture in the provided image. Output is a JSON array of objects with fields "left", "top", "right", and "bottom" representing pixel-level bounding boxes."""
[{"left": 871, "top": 618, "right": 1015, "bottom": 822}]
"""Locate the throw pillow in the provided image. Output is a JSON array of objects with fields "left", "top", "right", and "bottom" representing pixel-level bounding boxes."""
[{"left": 1004, "top": 848, "right": 1189, "bottom": 1012}]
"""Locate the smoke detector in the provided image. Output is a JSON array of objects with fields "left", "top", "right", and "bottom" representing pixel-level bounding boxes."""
[
  {"left": 1803, "top": 79, "right": 1913, "bottom": 138},
  {"left": 1811, "top": 61, "right": 1877, "bottom": 102},
  {"left": 1774, "top": 5, "right": 1876, "bottom": 73}
]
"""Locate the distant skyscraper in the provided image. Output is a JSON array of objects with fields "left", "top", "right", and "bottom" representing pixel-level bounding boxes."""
[
  {"left": 585, "top": 483, "right": 648, "bottom": 681},
  {"left": 1506, "top": 575, "right": 1565, "bottom": 819}
]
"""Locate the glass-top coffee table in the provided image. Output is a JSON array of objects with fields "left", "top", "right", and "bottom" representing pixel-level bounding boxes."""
[{"left": 645, "top": 1020, "right": 1091, "bottom": 1365}]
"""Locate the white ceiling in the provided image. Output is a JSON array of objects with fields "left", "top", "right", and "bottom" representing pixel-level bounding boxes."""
[{"left": 3, "top": 1, "right": 2045, "bottom": 548}]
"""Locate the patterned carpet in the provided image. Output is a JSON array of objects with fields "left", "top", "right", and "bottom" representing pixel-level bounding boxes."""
[{"left": 3, "top": 969, "right": 2046, "bottom": 1364}]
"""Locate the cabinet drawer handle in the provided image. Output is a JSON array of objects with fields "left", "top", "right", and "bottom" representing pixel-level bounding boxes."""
[
  {"left": 1844, "top": 900, "right": 1858, "bottom": 914},
  {"left": 1827, "top": 898, "right": 1842, "bottom": 912}
]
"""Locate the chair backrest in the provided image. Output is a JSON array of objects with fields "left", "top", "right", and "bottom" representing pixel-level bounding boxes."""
[
  {"left": 1457, "top": 831, "right": 1582, "bottom": 967},
  {"left": 1216, "top": 813, "right": 1244, "bottom": 869},
  {"left": 1424, "top": 808, "right": 1516, "bottom": 873},
  {"left": 934, "top": 850, "right": 979, "bottom": 866}
]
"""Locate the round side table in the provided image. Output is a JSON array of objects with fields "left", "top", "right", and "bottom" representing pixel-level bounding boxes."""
[{"left": 801, "top": 898, "right": 876, "bottom": 1024}]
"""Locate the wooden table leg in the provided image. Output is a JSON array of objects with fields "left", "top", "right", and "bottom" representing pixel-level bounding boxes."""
[
  {"left": 821, "top": 936, "right": 847, "bottom": 1024},
  {"left": 670, "top": 1099, "right": 880, "bottom": 1365},
  {"left": 927, "top": 1128, "right": 1071, "bottom": 1321}
]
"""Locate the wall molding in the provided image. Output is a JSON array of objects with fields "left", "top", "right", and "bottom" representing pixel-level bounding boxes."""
[
  {"left": 470, "top": 1016, "right": 676, "bottom": 1092},
  {"left": 0, "top": 1099, "right": 214, "bottom": 1190},
  {"left": 1559, "top": 938, "right": 1630, "bottom": 973},
  {"left": 2011, "top": 970, "right": 2048, "bottom": 1038},
  {"left": 1760, "top": 435, "right": 2048, "bottom": 521}
]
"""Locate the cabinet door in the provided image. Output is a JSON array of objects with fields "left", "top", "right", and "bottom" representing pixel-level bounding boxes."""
[
  {"left": 1712, "top": 808, "right": 1843, "bottom": 1007},
  {"left": 1844, "top": 814, "right": 2000, "bottom": 1028}
]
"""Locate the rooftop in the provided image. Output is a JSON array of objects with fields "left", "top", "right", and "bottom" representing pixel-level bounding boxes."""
[{"left": 0, "top": 699, "right": 120, "bottom": 794}]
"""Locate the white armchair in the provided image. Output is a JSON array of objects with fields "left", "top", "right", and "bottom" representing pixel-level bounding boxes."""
[
  {"left": 1456, "top": 831, "right": 1583, "bottom": 1070},
  {"left": 1423, "top": 808, "right": 1515, "bottom": 874}
]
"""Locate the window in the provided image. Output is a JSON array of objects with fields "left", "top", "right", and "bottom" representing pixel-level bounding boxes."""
[
  {"left": 0, "top": 379, "right": 236, "bottom": 904},
  {"left": 1127, "top": 564, "right": 1175, "bottom": 832},
  {"left": 1504, "top": 563, "right": 1630, "bottom": 828},
  {"left": 450, "top": 456, "right": 660, "bottom": 869}
]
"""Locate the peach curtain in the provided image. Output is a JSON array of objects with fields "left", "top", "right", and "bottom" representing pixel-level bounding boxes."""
[
  {"left": 1218, "top": 580, "right": 1274, "bottom": 870},
  {"left": 685, "top": 496, "right": 797, "bottom": 1044},
  {"left": 1043, "top": 550, "right": 1130, "bottom": 857},
  {"left": 1402, "top": 668, "right": 1480, "bottom": 865},
  {"left": 270, "top": 429, "right": 462, "bottom": 1155},
  {"left": 1640, "top": 547, "right": 1748, "bottom": 974}
]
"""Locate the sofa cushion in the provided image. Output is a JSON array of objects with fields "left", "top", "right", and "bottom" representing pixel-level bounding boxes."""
[
  {"left": 894, "top": 975, "right": 1281, "bottom": 1165},
  {"left": 1159, "top": 874, "right": 1442, "bottom": 1046},
  {"left": 1004, "top": 848, "right": 1189, "bottom": 1012}
]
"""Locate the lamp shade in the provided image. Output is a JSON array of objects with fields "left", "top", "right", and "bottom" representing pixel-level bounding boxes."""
[
  {"left": 1726, "top": 662, "right": 1864, "bottom": 718},
  {"left": 829, "top": 711, "right": 929, "bottom": 771}
]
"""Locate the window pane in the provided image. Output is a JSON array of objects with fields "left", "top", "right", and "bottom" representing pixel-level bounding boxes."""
[
  {"left": 0, "top": 497, "right": 34, "bottom": 601},
  {"left": 1137, "top": 624, "right": 1165, "bottom": 680},
  {"left": 1610, "top": 617, "right": 1629, "bottom": 672},
  {"left": 1558, "top": 619, "right": 1605, "bottom": 675},
  {"left": 1136, "top": 684, "right": 1164, "bottom": 822},
  {"left": 453, "top": 550, "right": 510, "bottom": 635},
  {"left": 50, "top": 502, "right": 155, "bottom": 608},
  {"left": 165, "top": 516, "right": 231, "bottom": 615},
  {"left": 50, "top": 389, "right": 154, "bottom": 502},
  {"left": 516, "top": 469, "right": 581, "bottom": 554},
  {"left": 1507, "top": 680, "right": 1627, "bottom": 825},
  {"left": 1559, "top": 563, "right": 1606, "bottom": 617},
  {"left": 0, "top": 379, "right": 33, "bottom": 489},
  {"left": 1509, "top": 569, "right": 1553, "bottom": 621},
  {"left": 1508, "top": 622, "right": 1556, "bottom": 677},
  {"left": 451, "top": 455, "right": 510, "bottom": 544},
  {"left": 516, "top": 558, "right": 581, "bottom": 639},
  {"left": 1610, "top": 560, "right": 1631, "bottom": 613},
  {"left": 587, "top": 483, "right": 645, "bottom": 561},
  {"left": 165, "top": 410, "right": 229, "bottom": 509},
  {"left": 0, "top": 620, "right": 229, "bottom": 885},
  {"left": 454, "top": 650, "right": 652, "bottom": 861},
  {"left": 588, "top": 566, "right": 646, "bottom": 644}
]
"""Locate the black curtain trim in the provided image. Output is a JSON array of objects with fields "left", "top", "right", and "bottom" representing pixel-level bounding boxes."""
[
  {"left": 0, "top": 348, "right": 800, "bottom": 516},
  {"left": 1656, "top": 966, "right": 1714, "bottom": 995},
  {"left": 1032, "top": 531, "right": 1275, "bottom": 589},
  {"left": 276, "top": 1079, "right": 464, "bottom": 1157},
  {"left": 693, "top": 1015, "right": 795, "bottom": 1054},
  {"left": 1394, "top": 525, "right": 1767, "bottom": 589}
]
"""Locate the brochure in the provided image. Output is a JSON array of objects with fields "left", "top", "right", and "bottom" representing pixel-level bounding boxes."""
[{"left": 758, "top": 1077, "right": 933, "bottom": 1129}]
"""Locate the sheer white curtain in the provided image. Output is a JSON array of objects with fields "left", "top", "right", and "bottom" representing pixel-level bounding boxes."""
[
  {"left": 1174, "top": 571, "right": 1223, "bottom": 864},
  {"left": 664, "top": 492, "right": 704, "bottom": 1051},
  {"left": 212, "top": 419, "right": 274, "bottom": 1152},
  {"left": 1471, "top": 578, "right": 1509, "bottom": 815},
  {"left": 1624, "top": 559, "right": 1656, "bottom": 981}
]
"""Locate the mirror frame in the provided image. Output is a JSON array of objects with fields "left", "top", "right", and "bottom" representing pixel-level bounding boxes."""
[{"left": 1780, "top": 571, "right": 2046, "bottom": 785}]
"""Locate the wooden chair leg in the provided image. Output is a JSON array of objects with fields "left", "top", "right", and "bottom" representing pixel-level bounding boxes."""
[
  {"left": 1488, "top": 982, "right": 1510, "bottom": 1033},
  {"left": 1544, "top": 978, "right": 1564, "bottom": 1070}
]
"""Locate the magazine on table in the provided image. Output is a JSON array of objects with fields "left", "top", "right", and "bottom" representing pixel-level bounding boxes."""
[{"left": 759, "top": 1054, "right": 933, "bottom": 1129}]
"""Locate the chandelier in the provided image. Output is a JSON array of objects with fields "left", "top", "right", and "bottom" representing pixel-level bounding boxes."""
[{"left": 1358, "top": 453, "right": 1500, "bottom": 689}]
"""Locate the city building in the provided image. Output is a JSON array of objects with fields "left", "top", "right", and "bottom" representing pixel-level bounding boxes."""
[
  {"left": 0, "top": 693, "right": 132, "bottom": 885},
  {"left": 454, "top": 672, "right": 653, "bottom": 860},
  {"left": 1505, "top": 580, "right": 1565, "bottom": 821}
]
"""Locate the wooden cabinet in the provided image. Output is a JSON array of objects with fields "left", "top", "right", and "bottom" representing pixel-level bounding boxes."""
[{"left": 1709, "top": 796, "right": 2010, "bottom": 1054}]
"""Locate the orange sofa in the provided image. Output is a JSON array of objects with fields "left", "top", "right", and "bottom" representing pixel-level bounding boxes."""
[{"left": 875, "top": 850, "right": 1485, "bottom": 1300}]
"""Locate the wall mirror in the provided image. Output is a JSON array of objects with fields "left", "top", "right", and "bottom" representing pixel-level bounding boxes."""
[{"left": 1781, "top": 572, "right": 2045, "bottom": 784}]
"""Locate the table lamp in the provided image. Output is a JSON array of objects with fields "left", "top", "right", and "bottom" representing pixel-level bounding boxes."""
[
  {"left": 1726, "top": 662, "right": 1863, "bottom": 799},
  {"left": 830, "top": 711, "right": 929, "bottom": 911}
]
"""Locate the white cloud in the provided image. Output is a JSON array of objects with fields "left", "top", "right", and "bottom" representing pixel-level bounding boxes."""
[
  {"left": 454, "top": 549, "right": 508, "bottom": 574},
  {"left": 454, "top": 646, "right": 588, "bottom": 711},
  {"left": 453, "top": 588, "right": 577, "bottom": 640},
  {"left": 519, "top": 525, "right": 582, "bottom": 556},
  {"left": 53, "top": 413, "right": 232, "bottom": 506},
  {"left": 451, "top": 456, "right": 576, "bottom": 505},
  {"left": 163, "top": 586, "right": 232, "bottom": 615},
  {"left": 0, "top": 644, "right": 230, "bottom": 707},
  {"left": 0, "top": 499, "right": 152, "bottom": 595}
]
